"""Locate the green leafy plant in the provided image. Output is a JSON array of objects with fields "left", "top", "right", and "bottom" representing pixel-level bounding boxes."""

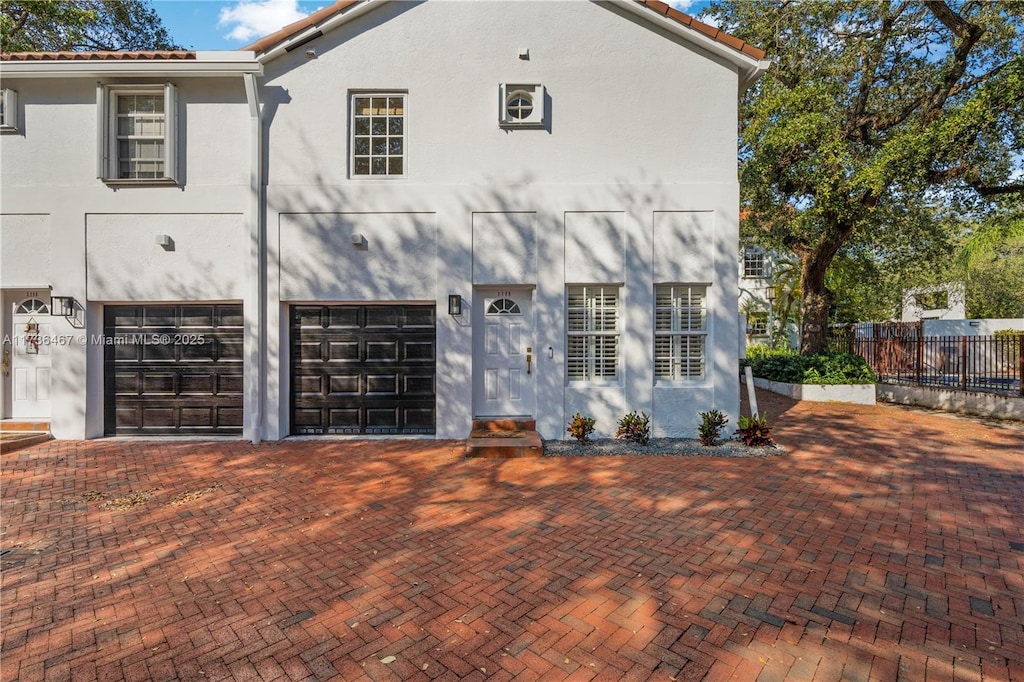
[
  {"left": 566, "top": 413, "right": 596, "bottom": 444},
  {"left": 735, "top": 413, "right": 775, "bottom": 447},
  {"left": 698, "top": 409, "right": 729, "bottom": 447},
  {"left": 745, "top": 352, "right": 875, "bottom": 385},
  {"left": 615, "top": 411, "right": 650, "bottom": 446}
]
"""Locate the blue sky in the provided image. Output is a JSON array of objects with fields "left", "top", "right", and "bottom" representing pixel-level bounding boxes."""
[{"left": 153, "top": 0, "right": 712, "bottom": 51}]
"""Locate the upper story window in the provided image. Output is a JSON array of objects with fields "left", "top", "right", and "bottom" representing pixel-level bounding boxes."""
[
  {"left": 0, "top": 88, "right": 18, "bottom": 132},
  {"left": 97, "top": 83, "right": 178, "bottom": 184},
  {"left": 351, "top": 94, "right": 405, "bottom": 177},
  {"left": 567, "top": 285, "right": 619, "bottom": 382},
  {"left": 743, "top": 247, "right": 768, "bottom": 278}
]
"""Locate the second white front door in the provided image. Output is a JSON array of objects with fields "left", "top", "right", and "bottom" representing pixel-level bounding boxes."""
[
  {"left": 473, "top": 289, "right": 535, "bottom": 417},
  {"left": 10, "top": 297, "right": 52, "bottom": 419}
]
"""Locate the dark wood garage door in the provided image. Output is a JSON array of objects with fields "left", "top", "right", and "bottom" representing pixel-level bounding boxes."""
[
  {"left": 104, "top": 305, "right": 244, "bottom": 436},
  {"left": 291, "top": 305, "right": 435, "bottom": 435}
]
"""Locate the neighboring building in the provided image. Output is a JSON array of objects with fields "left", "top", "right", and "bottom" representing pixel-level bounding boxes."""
[
  {"left": 1, "top": 0, "right": 769, "bottom": 441},
  {"left": 739, "top": 245, "right": 773, "bottom": 345},
  {"left": 901, "top": 282, "right": 967, "bottom": 321}
]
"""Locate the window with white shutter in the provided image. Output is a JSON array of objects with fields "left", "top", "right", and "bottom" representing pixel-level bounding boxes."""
[
  {"left": 567, "top": 286, "right": 619, "bottom": 382},
  {"left": 655, "top": 285, "right": 707, "bottom": 381}
]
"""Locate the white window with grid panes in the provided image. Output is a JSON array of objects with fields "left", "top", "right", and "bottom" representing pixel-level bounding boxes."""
[
  {"left": 351, "top": 94, "right": 405, "bottom": 177},
  {"left": 743, "top": 247, "right": 767, "bottom": 278},
  {"left": 567, "top": 286, "right": 619, "bottom": 382},
  {"left": 97, "top": 83, "right": 177, "bottom": 182},
  {"left": 655, "top": 285, "right": 707, "bottom": 381}
]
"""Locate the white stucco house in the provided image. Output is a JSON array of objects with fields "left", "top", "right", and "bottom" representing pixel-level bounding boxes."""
[{"left": 0, "top": 0, "right": 768, "bottom": 441}]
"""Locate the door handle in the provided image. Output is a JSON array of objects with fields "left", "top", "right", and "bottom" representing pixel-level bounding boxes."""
[{"left": 526, "top": 347, "right": 532, "bottom": 375}]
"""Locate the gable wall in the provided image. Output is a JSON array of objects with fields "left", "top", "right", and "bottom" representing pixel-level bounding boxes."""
[{"left": 261, "top": 1, "right": 743, "bottom": 441}]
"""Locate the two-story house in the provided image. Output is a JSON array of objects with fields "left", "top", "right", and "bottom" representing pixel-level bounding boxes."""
[{"left": 1, "top": 0, "right": 768, "bottom": 441}]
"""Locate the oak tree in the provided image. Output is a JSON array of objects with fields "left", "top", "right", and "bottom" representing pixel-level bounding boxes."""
[
  {"left": 1, "top": 0, "right": 179, "bottom": 52},
  {"left": 707, "top": 1, "right": 1024, "bottom": 352}
]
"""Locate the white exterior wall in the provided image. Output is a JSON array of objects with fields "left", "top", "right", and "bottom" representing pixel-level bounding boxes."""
[
  {"left": 0, "top": 76, "right": 253, "bottom": 438},
  {"left": 261, "top": 1, "right": 742, "bottom": 440}
]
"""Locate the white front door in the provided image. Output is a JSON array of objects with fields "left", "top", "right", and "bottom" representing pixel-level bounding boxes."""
[
  {"left": 11, "top": 297, "right": 52, "bottom": 419},
  {"left": 473, "top": 289, "right": 535, "bottom": 417}
]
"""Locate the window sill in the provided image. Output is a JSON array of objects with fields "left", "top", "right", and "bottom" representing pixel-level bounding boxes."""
[{"left": 101, "top": 178, "right": 180, "bottom": 188}]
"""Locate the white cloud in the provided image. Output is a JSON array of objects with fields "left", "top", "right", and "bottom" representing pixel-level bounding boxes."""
[
  {"left": 218, "top": 0, "right": 310, "bottom": 42},
  {"left": 670, "top": 1, "right": 697, "bottom": 10}
]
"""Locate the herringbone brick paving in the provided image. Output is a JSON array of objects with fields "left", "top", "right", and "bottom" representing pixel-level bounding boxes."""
[{"left": 2, "top": 391, "right": 1022, "bottom": 681}]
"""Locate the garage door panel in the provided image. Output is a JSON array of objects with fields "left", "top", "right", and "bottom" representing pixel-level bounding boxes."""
[
  {"left": 219, "top": 374, "right": 244, "bottom": 394},
  {"left": 327, "top": 340, "right": 360, "bottom": 362},
  {"left": 403, "top": 340, "right": 435, "bottom": 362},
  {"left": 142, "top": 307, "right": 177, "bottom": 327},
  {"left": 179, "top": 374, "right": 214, "bottom": 394},
  {"left": 365, "top": 374, "right": 399, "bottom": 396},
  {"left": 329, "top": 308, "right": 360, "bottom": 328},
  {"left": 291, "top": 304, "right": 435, "bottom": 435},
  {"left": 181, "top": 407, "right": 213, "bottom": 428},
  {"left": 180, "top": 306, "right": 215, "bottom": 327},
  {"left": 328, "top": 408, "right": 361, "bottom": 431},
  {"left": 328, "top": 375, "right": 360, "bottom": 395},
  {"left": 366, "top": 340, "right": 399, "bottom": 361},
  {"left": 217, "top": 306, "right": 244, "bottom": 327},
  {"left": 105, "top": 304, "right": 243, "bottom": 436},
  {"left": 404, "top": 375, "right": 434, "bottom": 395},
  {"left": 142, "top": 373, "right": 176, "bottom": 394}
]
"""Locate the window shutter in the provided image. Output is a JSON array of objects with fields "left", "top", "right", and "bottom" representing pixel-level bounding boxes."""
[
  {"left": 163, "top": 82, "right": 178, "bottom": 182},
  {"left": 96, "top": 83, "right": 109, "bottom": 179}
]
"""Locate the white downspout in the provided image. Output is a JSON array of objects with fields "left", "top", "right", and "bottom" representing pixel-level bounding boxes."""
[{"left": 243, "top": 72, "right": 264, "bottom": 444}]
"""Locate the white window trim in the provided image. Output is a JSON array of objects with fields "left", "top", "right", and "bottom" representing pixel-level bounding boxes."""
[
  {"left": 96, "top": 82, "right": 178, "bottom": 185},
  {"left": 0, "top": 88, "right": 18, "bottom": 132},
  {"left": 498, "top": 83, "right": 545, "bottom": 128},
  {"left": 655, "top": 284, "right": 710, "bottom": 384},
  {"left": 743, "top": 247, "right": 768, "bottom": 279},
  {"left": 349, "top": 91, "right": 407, "bottom": 179},
  {"left": 566, "top": 285, "right": 621, "bottom": 384}
]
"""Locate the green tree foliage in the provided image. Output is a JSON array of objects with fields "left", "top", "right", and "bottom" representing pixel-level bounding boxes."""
[
  {"left": 707, "top": 1, "right": 1024, "bottom": 352},
  {"left": 1, "top": 1, "right": 179, "bottom": 52}
]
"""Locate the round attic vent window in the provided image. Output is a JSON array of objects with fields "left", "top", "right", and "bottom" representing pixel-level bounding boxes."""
[{"left": 506, "top": 92, "right": 534, "bottom": 120}]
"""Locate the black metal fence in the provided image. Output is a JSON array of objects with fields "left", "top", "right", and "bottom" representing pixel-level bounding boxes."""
[{"left": 831, "top": 329, "right": 1024, "bottom": 396}]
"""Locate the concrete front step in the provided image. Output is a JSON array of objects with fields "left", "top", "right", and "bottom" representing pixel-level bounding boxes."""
[
  {"left": 466, "top": 418, "right": 543, "bottom": 458},
  {"left": 0, "top": 432, "right": 53, "bottom": 454},
  {"left": 1, "top": 420, "right": 51, "bottom": 433},
  {"left": 471, "top": 418, "right": 536, "bottom": 432}
]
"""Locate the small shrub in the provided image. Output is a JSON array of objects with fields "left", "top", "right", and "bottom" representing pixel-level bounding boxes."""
[
  {"left": 566, "top": 413, "right": 596, "bottom": 444},
  {"left": 615, "top": 410, "right": 650, "bottom": 446},
  {"left": 745, "top": 351, "right": 875, "bottom": 385},
  {"left": 735, "top": 413, "right": 775, "bottom": 447},
  {"left": 698, "top": 409, "right": 729, "bottom": 446}
]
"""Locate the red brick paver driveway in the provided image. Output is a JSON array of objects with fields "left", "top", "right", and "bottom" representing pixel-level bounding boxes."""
[{"left": 2, "top": 392, "right": 1023, "bottom": 681}]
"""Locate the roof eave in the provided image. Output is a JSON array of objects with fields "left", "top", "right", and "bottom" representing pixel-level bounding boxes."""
[
  {"left": 246, "top": 0, "right": 379, "bottom": 63},
  {"left": 0, "top": 52, "right": 261, "bottom": 78},
  {"left": 617, "top": 1, "right": 770, "bottom": 93}
]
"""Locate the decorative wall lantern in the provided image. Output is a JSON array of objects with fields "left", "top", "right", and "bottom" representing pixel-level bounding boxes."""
[
  {"left": 448, "top": 294, "right": 462, "bottom": 316},
  {"left": 51, "top": 296, "right": 75, "bottom": 317}
]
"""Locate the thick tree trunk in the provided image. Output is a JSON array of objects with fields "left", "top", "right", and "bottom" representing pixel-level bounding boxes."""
[{"left": 799, "top": 253, "right": 832, "bottom": 354}]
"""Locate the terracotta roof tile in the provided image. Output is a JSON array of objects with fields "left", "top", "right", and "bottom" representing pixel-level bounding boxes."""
[
  {"left": 243, "top": 0, "right": 359, "bottom": 53},
  {"left": 1, "top": 50, "right": 195, "bottom": 61},
  {"left": 635, "top": 0, "right": 766, "bottom": 60}
]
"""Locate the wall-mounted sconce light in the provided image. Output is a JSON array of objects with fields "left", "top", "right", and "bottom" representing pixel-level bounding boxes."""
[
  {"left": 351, "top": 233, "right": 366, "bottom": 247},
  {"left": 51, "top": 296, "right": 75, "bottom": 317},
  {"left": 155, "top": 233, "right": 174, "bottom": 250},
  {"left": 518, "top": 47, "right": 530, "bottom": 60},
  {"left": 448, "top": 294, "right": 462, "bottom": 316},
  {"left": 305, "top": 48, "right": 317, "bottom": 59}
]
